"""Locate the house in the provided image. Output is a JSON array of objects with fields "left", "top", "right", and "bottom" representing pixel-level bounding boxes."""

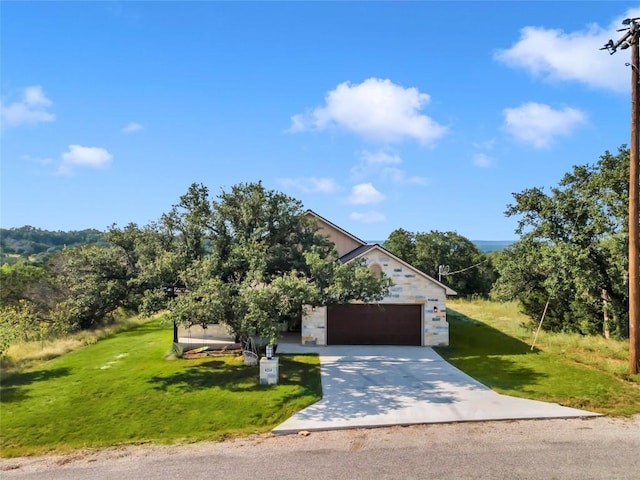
[{"left": 301, "top": 210, "right": 456, "bottom": 347}]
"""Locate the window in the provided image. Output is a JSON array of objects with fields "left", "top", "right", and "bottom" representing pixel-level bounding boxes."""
[{"left": 369, "top": 263, "right": 383, "bottom": 279}]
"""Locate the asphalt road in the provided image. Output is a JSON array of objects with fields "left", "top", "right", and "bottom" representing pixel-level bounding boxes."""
[{"left": 2, "top": 416, "right": 639, "bottom": 480}]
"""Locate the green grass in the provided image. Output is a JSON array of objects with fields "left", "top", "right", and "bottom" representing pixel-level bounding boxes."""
[
  {"left": 1, "top": 312, "right": 151, "bottom": 370},
  {"left": 437, "top": 299, "right": 640, "bottom": 416},
  {"left": 0, "top": 318, "right": 321, "bottom": 458},
  {"left": 4, "top": 300, "right": 638, "bottom": 457}
]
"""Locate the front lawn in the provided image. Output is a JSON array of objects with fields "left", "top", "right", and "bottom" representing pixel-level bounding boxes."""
[
  {"left": 437, "top": 300, "right": 640, "bottom": 416},
  {"left": 0, "top": 319, "right": 321, "bottom": 458}
]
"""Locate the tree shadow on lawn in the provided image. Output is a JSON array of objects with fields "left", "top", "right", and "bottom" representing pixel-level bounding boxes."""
[
  {"left": 0, "top": 367, "right": 72, "bottom": 403},
  {"left": 442, "top": 355, "right": 546, "bottom": 393},
  {"left": 440, "top": 309, "right": 538, "bottom": 356},
  {"left": 148, "top": 355, "right": 321, "bottom": 396},
  {"left": 435, "top": 309, "right": 546, "bottom": 392}
]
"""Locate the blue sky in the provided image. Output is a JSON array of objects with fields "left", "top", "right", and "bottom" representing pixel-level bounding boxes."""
[{"left": 1, "top": 1, "right": 637, "bottom": 241}]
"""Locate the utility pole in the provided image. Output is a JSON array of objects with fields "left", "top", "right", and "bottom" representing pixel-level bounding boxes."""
[{"left": 602, "top": 18, "right": 640, "bottom": 374}]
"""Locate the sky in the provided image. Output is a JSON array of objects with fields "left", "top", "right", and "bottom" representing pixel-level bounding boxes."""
[{"left": 1, "top": 1, "right": 638, "bottom": 241}]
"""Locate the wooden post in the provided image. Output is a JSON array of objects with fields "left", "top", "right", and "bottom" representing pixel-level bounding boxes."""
[
  {"left": 601, "top": 18, "right": 640, "bottom": 373},
  {"left": 173, "top": 321, "right": 179, "bottom": 344},
  {"left": 531, "top": 297, "right": 551, "bottom": 351},
  {"left": 602, "top": 288, "right": 611, "bottom": 340},
  {"left": 630, "top": 35, "right": 640, "bottom": 374}
]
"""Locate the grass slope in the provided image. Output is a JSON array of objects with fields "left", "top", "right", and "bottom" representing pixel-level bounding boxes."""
[
  {"left": 0, "top": 319, "right": 321, "bottom": 457},
  {"left": 438, "top": 300, "right": 640, "bottom": 416}
]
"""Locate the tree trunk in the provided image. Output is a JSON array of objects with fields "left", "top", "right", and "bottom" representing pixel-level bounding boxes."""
[{"left": 602, "top": 288, "right": 611, "bottom": 339}]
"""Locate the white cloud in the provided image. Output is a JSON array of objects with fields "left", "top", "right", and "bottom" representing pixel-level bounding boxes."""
[
  {"left": 348, "top": 183, "right": 385, "bottom": 205},
  {"left": 351, "top": 150, "right": 400, "bottom": 180},
  {"left": 380, "top": 167, "right": 428, "bottom": 185},
  {"left": 349, "top": 211, "right": 386, "bottom": 223},
  {"left": 277, "top": 176, "right": 340, "bottom": 194},
  {"left": 472, "top": 138, "right": 497, "bottom": 151},
  {"left": 494, "top": 8, "right": 640, "bottom": 92},
  {"left": 503, "top": 102, "right": 587, "bottom": 148},
  {"left": 289, "top": 114, "right": 306, "bottom": 132},
  {"left": 472, "top": 153, "right": 494, "bottom": 168},
  {"left": 351, "top": 149, "right": 428, "bottom": 185},
  {"left": 359, "top": 150, "right": 402, "bottom": 165},
  {"left": 1, "top": 86, "right": 55, "bottom": 128},
  {"left": 289, "top": 78, "right": 448, "bottom": 144},
  {"left": 122, "top": 122, "right": 144, "bottom": 133},
  {"left": 58, "top": 145, "right": 113, "bottom": 175},
  {"left": 404, "top": 175, "right": 428, "bottom": 185}
]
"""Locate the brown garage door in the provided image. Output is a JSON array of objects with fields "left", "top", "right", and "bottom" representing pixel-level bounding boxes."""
[{"left": 327, "top": 304, "right": 422, "bottom": 346}]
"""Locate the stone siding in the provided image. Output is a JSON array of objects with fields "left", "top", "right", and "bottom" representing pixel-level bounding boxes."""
[
  {"left": 301, "top": 305, "right": 326, "bottom": 346},
  {"left": 300, "top": 247, "right": 450, "bottom": 347}
]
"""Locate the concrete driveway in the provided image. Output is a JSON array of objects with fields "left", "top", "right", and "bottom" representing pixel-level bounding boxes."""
[{"left": 272, "top": 345, "right": 600, "bottom": 434}]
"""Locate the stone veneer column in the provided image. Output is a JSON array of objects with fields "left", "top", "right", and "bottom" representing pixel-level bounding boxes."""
[
  {"left": 423, "top": 299, "right": 449, "bottom": 346},
  {"left": 301, "top": 305, "right": 327, "bottom": 346}
]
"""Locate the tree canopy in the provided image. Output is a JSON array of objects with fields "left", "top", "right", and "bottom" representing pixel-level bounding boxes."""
[
  {"left": 0, "top": 182, "right": 391, "bottom": 354},
  {"left": 384, "top": 229, "right": 496, "bottom": 297},
  {"left": 492, "top": 146, "right": 629, "bottom": 337},
  {"left": 109, "top": 182, "right": 392, "bottom": 344},
  {"left": 163, "top": 183, "right": 390, "bottom": 341}
]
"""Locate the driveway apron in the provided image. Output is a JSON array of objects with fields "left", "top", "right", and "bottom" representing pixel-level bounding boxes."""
[{"left": 272, "top": 345, "right": 600, "bottom": 434}]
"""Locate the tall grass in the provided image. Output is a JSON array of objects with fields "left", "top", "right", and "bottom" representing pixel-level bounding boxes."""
[
  {"left": 0, "top": 314, "right": 158, "bottom": 372},
  {"left": 448, "top": 299, "right": 635, "bottom": 381}
]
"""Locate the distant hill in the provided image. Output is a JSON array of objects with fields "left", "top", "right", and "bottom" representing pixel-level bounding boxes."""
[
  {"left": 473, "top": 240, "right": 513, "bottom": 253},
  {"left": 369, "top": 240, "right": 513, "bottom": 253},
  {"left": 0, "top": 226, "right": 106, "bottom": 265},
  {"left": 2, "top": 227, "right": 513, "bottom": 267}
]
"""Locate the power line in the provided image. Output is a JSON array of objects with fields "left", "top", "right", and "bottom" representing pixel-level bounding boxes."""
[
  {"left": 440, "top": 259, "right": 488, "bottom": 277},
  {"left": 438, "top": 259, "right": 488, "bottom": 282}
]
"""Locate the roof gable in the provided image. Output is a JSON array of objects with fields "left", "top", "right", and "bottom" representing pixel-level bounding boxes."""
[
  {"left": 339, "top": 244, "right": 375, "bottom": 263},
  {"left": 344, "top": 243, "right": 458, "bottom": 296},
  {"left": 304, "top": 210, "right": 366, "bottom": 258},
  {"left": 304, "top": 210, "right": 456, "bottom": 295}
]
